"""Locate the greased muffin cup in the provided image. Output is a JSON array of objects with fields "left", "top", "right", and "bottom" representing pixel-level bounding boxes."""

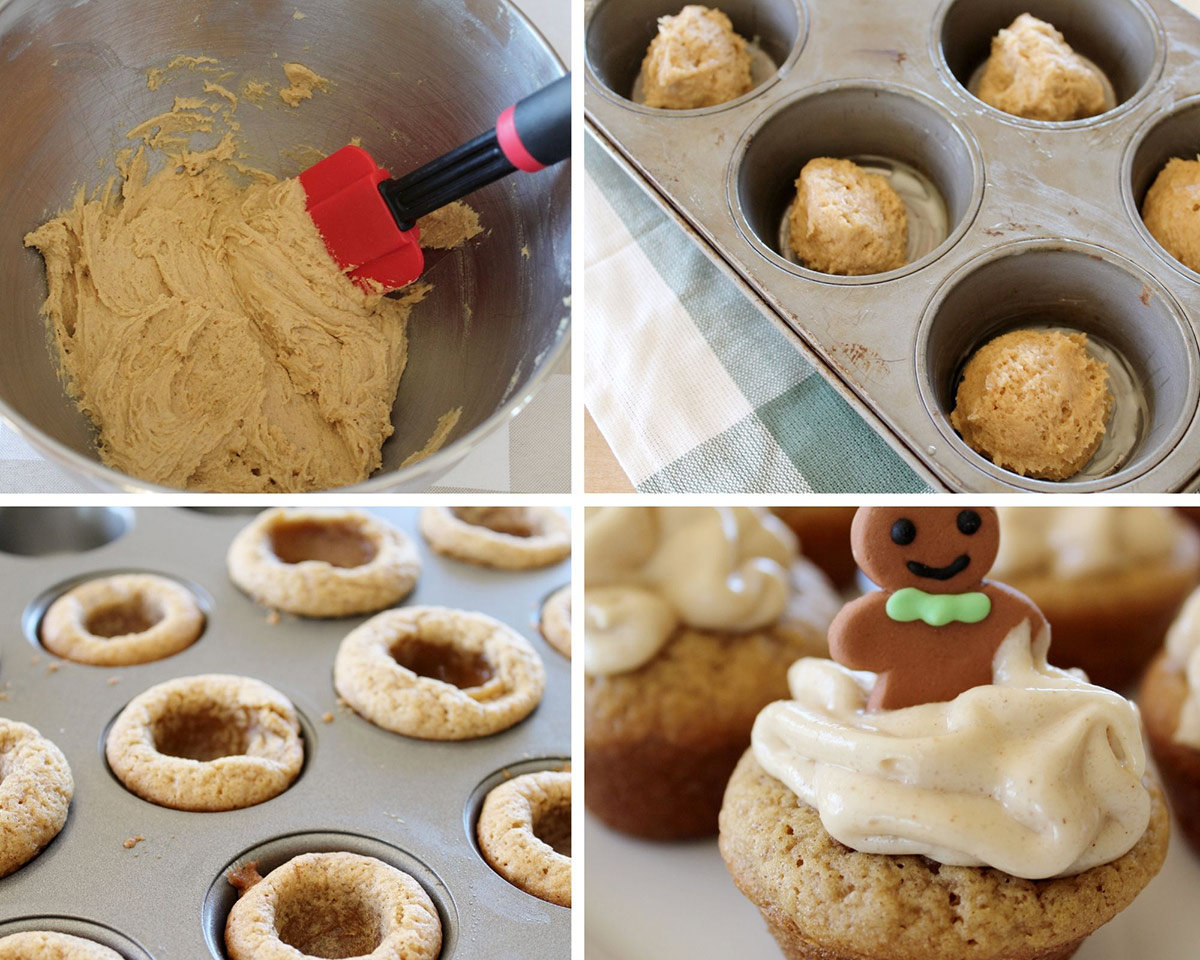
[
  {"left": 0, "top": 507, "right": 570, "bottom": 959},
  {"left": 585, "top": 0, "right": 1200, "bottom": 491},
  {"left": 584, "top": 506, "right": 840, "bottom": 839}
]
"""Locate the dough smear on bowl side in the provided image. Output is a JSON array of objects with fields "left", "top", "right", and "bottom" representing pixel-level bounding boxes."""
[{"left": 22, "top": 58, "right": 480, "bottom": 493}]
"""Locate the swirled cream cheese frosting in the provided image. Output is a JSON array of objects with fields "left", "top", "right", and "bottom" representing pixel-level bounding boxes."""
[
  {"left": 993, "top": 506, "right": 1179, "bottom": 580},
  {"left": 752, "top": 619, "right": 1151, "bottom": 878},
  {"left": 584, "top": 507, "right": 797, "bottom": 676},
  {"left": 1165, "top": 587, "right": 1200, "bottom": 749}
]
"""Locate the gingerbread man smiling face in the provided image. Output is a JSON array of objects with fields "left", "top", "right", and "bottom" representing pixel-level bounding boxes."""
[{"left": 830, "top": 506, "right": 1047, "bottom": 711}]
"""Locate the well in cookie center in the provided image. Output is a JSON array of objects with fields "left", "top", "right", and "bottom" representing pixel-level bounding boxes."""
[
  {"left": 533, "top": 803, "right": 571, "bottom": 858},
  {"left": 390, "top": 637, "right": 495, "bottom": 690},
  {"left": 451, "top": 506, "right": 538, "bottom": 538},
  {"left": 85, "top": 594, "right": 164, "bottom": 638},
  {"left": 274, "top": 877, "right": 383, "bottom": 959},
  {"left": 269, "top": 518, "right": 378, "bottom": 569},
  {"left": 150, "top": 703, "right": 253, "bottom": 763}
]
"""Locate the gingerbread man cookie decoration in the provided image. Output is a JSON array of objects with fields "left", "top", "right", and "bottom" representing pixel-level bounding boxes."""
[{"left": 830, "top": 506, "right": 1047, "bottom": 711}]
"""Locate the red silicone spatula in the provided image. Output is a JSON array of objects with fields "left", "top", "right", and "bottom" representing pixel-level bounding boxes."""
[{"left": 299, "top": 73, "right": 571, "bottom": 291}]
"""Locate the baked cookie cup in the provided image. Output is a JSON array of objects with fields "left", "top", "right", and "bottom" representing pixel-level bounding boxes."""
[
  {"left": 585, "top": 559, "right": 837, "bottom": 840},
  {"left": 1002, "top": 524, "right": 1200, "bottom": 690},
  {"left": 719, "top": 752, "right": 1169, "bottom": 960},
  {"left": 419, "top": 506, "right": 569, "bottom": 570},
  {"left": 0, "top": 720, "right": 74, "bottom": 878},
  {"left": 1140, "top": 650, "right": 1200, "bottom": 855},
  {"left": 40, "top": 572, "right": 204, "bottom": 666},
  {"left": 227, "top": 508, "right": 420, "bottom": 618},
  {"left": 0, "top": 932, "right": 122, "bottom": 960},
  {"left": 478, "top": 769, "right": 571, "bottom": 907}
]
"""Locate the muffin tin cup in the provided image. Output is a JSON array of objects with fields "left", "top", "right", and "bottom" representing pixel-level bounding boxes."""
[
  {"left": 0, "top": 917, "right": 155, "bottom": 959},
  {"left": 585, "top": 0, "right": 1200, "bottom": 491},
  {"left": 933, "top": 0, "right": 1164, "bottom": 129},
  {"left": 729, "top": 80, "right": 983, "bottom": 283},
  {"left": 0, "top": 507, "right": 133, "bottom": 558},
  {"left": 0, "top": 508, "right": 570, "bottom": 960},
  {"left": 586, "top": 0, "right": 808, "bottom": 115},
  {"left": 915, "top": 238, "right": 1200, "bottom": 491}
]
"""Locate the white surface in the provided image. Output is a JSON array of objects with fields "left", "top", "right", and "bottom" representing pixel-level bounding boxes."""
[{"left": 585, "top": 805, "right": 1200, "bottom": 960}]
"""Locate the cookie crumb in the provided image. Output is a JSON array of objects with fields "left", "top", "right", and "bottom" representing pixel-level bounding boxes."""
[
  {"left": 47, "top": 661, "right": 61, "bottom": 674},
  {"left": 321, "top": 712, "right": 334, "bottom": 724},
  {"left": 123, "top": 835, "right": 145, "bottom": 849},
  {"left": 108, "top": 676, "right": 121, "bottom": 686},
  {"left": 227, "top": 860, "right": 264, "bottom": 895},
  {"left": 30, "top": 655, "right": 41, "bottom": 666},
  {"left": 266, "top": 609, "right": 281, "bottom": 626}
]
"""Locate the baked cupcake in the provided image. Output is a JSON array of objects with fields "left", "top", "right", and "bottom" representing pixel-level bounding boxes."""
[
  {"left": 770, "top": 507, "right": 857, "bottom": 588},
  {"left": 1141, "top": 587, "right": 1200, "bottom": 856},
  {"left": 721, "top": 507, "right": 1168, "bottom": 960},
  {"left": 584, "top": 506, "right": 840, "bottom": 840},
  {"left": 992, "top": 505, "right": 1200, "bottom": 689}
]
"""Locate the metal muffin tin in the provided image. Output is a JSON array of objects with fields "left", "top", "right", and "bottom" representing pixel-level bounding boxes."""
[
  {"left": 0, "top": 507, "right": 571, "bottom": 959},
  {"left": 585, "top": 0, "right": 1200, "bottom": 491}
]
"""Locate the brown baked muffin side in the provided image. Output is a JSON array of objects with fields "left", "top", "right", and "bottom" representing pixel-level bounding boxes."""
[
  {"left": 1002, "top": 527, "right": 1200, "bottom": 690},
  {"left": 1140, "top": 650, "right": 1200, "bottom": 855},
  {"left": 585, "top": 566, "right": 831, "bottom": 840},
  {"left": 771, "top": 508, "right": 857, "bottom": 589},
  {"left": 719, "top": 752, "right": 1169, "bottom": 960}
]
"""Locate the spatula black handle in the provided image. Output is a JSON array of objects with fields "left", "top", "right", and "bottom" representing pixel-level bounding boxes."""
[{"left": 381, "top": 73, "right": 571, "bottom": 231}]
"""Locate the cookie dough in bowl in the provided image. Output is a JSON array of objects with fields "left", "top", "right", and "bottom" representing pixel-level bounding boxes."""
[
  {"left": 225, "top": 852, "right": 442, "bottom": 960},
  {"left": 105, "top": 674, "right": 304, "bottom": 812},
  {"left": 0, "top": 933, "right": 122, "bottom": 960},
  {"left": 228, "top": 508, "right": 420, "bottom": 618},
  {"left": 477, "top": 769, "right": 571, "bottom": 907},
  {"left": 539, "top": 585, "right": 572, "bottom": 658},
  {"left": 40, "top": 573, "right": 204, "bottom": 666},
  {"left": 0, "top": 720, "right": 73, "bottom": 878},
  {"left": 334, "top": 606, "right": 546, "bottom": 740},
  {"left": 419, "top": 506, "right": 570, "bottom": 569}
]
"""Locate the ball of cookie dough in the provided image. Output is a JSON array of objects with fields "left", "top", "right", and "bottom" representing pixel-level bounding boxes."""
[
  {"left": 641, "top": 5, "right": 752, "bottom": 110},
  {"left": 788, "top": 158, "right": 908, "bottom": 276},
  {"left": 977, "top": 14, "right": 1107, "bottom": 121},
  {"left": 950, "top": 329, "right": 1112, "bottom": 481},
  {"left": 1142, "top": 157, "right": 1200, "bottom": 273}
]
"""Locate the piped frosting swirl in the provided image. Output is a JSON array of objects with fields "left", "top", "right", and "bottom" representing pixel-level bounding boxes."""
[
  {"left": 752, "top": 619, "right": 1151, "bottom": 878},
  {"left": 584, "top": 507, "right": 797, "bottom": 676}
]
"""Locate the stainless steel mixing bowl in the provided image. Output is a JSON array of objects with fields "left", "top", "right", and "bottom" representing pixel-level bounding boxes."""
[{"left": 0, "top": 0, "right": 570, "bottom": 492}]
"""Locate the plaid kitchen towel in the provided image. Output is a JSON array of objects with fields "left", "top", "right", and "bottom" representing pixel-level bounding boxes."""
[{"left": 585, "top": 133, "right": 929, "bottom": 493}]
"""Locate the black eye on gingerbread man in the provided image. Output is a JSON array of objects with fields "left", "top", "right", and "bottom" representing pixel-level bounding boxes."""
[{"left": 957, "top": 509, "right": 982, "bottom": 535}]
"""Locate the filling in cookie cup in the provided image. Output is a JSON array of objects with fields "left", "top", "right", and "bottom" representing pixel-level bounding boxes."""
[
  {"left": 269, "top": 516, "right": 378, "bottom": 568},
  {"left": 105, "top": 675, "right": 304, "bottom": 811},
  {"left": 477, "top": 769, "right": 571, "bottom": 907},
  {"left": 225, "top": 852, "right": 442, "bottom": 960},
  {"left": 334, "top": 606, "right": 546, "bottom": 740},
  {"left": 40, "top": 573, "right": 205, "bottom": 667},
  {"left": 419, "top": 506, "right": 571, "bottom": 570}
]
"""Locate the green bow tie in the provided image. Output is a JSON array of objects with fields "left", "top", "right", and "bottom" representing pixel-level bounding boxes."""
[{"left": 885, "top": 587, "right": 991, "bottom": 627}]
